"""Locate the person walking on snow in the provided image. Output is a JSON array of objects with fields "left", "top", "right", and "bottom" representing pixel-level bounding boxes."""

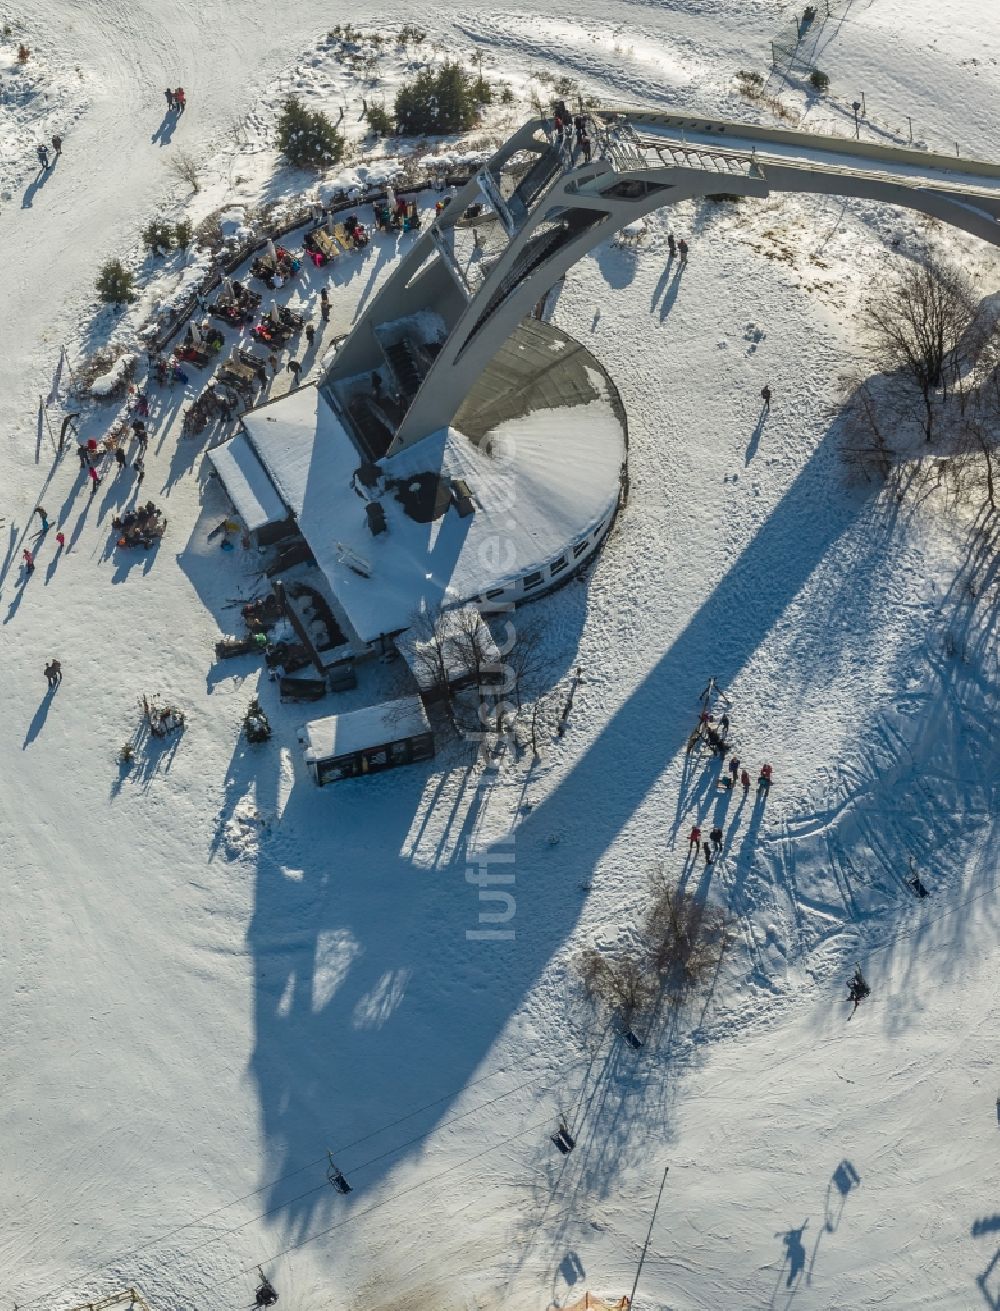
[
  {"left": 174, "top": 87, "right": 186, "bottom": 113},
  {"left": 55, "top": 530, "right": 65, "bottom": 549},
  {"left": 710, "top": 826, "right": 723, "bottom": 853},
  {"left": 51, "top": 133, "right": 62, "bottom": 156},
  {"left": 165, "top": 88, "right": 176, "bottom": 111},
  {"left": 305, "top": 323, "right": 316, "bottom": 347},
  {"left": 761, "top": 383, "right": 772, "bottom": 410},
  {"left": 35, "top": 506, "right": 49, "bottom": 532},
  {"left": 88, "top": 465, "right": 101, "bottom": 494},
  {"left": 688, "top": 825, "right": 702, "bottom": 853},
  {"left": 115, "top": 447, "right": 127, "bottom": 469},
  {"left": 728, "top": 754, "right": 741, "bottom": 783},
  {"left": 678, "top": 238, "right": 688, "bottom": 265},
  {"left": 667, "top": 232, "right": 676, "bottom": 259},
  {"left": 22, "top": 549, "right": 35, "bottom": 574},
  {"left": 44, "top": 659, "right": 62, "bottom": 688},
  {"left": 740, "top": 768, "right": 751, "bottom": 797},
  {"left": 287, "top": 359, "right": 302, "bottom": 386},
  {"left": 320, "top": 290, "right": 331, "bottom": 323},
  {"left": 757, "top": 763, "right": 773, "bottom": 798},
  {"left": 134, "top": 456, "right": 145, "bottom": 486},
  {"left": 36, "top": 143, "right": 50, "bottom": 169},
  {"left": 703, "top": 840, "right": 713, "bottom": 866}
]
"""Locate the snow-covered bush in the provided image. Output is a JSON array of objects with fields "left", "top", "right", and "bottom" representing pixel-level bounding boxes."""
[
  {"left": 394, "top": 62, "right": 481, "bottom": 136},
  {"left": 810, "top": 69, "right": 830, "bottom": 92},
  {"left": 142, "top": 219, "right": 174, "bottom": 255},
  {"left": 366, "top": 102, "right": 392, "bottom": 137},
  {"left": 276, "top": 96, "right": 345, "bottom": 169},
  {"left": 90, "top": 351, "right": 138, "bottom": 399},
  {"left": 95, "top": 258, "right": 134, "bottom": 305}
]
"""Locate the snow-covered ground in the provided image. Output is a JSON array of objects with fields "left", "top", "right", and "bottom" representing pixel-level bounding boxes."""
[{"left": 1, "top": 3, "right": 997, "bottom": 1311}]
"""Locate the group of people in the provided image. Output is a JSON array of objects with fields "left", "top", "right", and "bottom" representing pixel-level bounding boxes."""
[
  {"left": 666, "top": 232, "right": 689, "bottom": 265},
  {"left": 374, "top": 186, "right": 420, "bottom": 234},
  {"left": 164, "top": 87, "right": 186, "bottom": 113},
  {"left": 111, "top": 501, "right": 166, "bottom": 550},
  {"left": 21, "top": 505, "right": 66, "bottom": 578},
  {"left": 35, "top": 134, "right": 63, "bottom": 170},
  {"left": 551, "top": 103, "right": 593, "bottom": 162}
]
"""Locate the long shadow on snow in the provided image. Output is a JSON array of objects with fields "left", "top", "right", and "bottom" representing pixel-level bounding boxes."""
[{"left": 236, "top": 418, "right": 875, "bottom": 1236}]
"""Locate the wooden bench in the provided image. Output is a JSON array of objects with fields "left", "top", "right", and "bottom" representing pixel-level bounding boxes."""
[{"left": 313, "top": 228, "right": 340, "bottom": 258}]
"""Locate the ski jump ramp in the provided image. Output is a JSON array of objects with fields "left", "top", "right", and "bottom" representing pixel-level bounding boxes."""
[{"left": 323, "top": 109, "right": 1000, "bottom": 455}]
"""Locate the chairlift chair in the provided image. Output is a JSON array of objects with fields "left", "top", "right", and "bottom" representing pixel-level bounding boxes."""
[{"left": 255, "top": 1268, "right": 278, "bottom": 1308}]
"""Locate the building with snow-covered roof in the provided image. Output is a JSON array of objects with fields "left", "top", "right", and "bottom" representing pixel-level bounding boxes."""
[
  {"left": 209, "top": 318, "right": 627, "bottom": 653},
  {"left": 299, "top": 695, "right": 434, "bottom": 785}
]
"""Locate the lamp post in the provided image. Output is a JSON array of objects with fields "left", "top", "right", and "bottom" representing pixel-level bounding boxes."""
[{"left": 852, "top": 101, "right": 861, "bottom": 139}]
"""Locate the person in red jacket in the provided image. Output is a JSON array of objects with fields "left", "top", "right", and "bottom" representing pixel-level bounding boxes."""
[
  {"left": 740, "top": 769, "right": 751, "bottom": 797},
  {"left": 174, "top": 87, "right": 186, "bottom": 113},
  {"left": 688, "top": 825, "right": 701, "bottom": 852}
]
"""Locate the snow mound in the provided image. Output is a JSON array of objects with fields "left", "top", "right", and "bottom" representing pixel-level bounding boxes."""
[{"left": 90, "top": 352, "right": 137, "bottom": 396}]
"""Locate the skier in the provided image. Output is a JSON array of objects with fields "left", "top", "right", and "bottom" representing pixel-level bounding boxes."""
[
  {"left": 678, "top": 237, "right": 688, "bottom": 265},
  {"left": 35, "top": 506, "right": 49, "bottom": 531},
  {"left": 667, "top": 232, "right": 676, "bottom": 259},
  {"left": 44, "top": 659, "right": 62, "bottom": 688},
  {"left": 757, "top": 763, "right": 773, "bottom": 798},
  {"left": 688, "top": 824, "right": 701, "bottom": 852},
  {"left": 710, "top": 826, "right": 723, "bottom": 853},
  {"left": 36, "top": 142, "right": 50, "bottom": 169},
  {"left": 287, "top": 359, "right": 302, "bottom": 385},
  {"left": 305, "top": 323, "right": 316, "bottom": 347},
  {"left": 761, "top": 383, "right": 772, "bottom": 410},
  {"left": 174, "top": 87, "right": 186, "bottom": 114},
  {"left": 22, "top": 548, "right": 35, "bottom": 574},
  {"left": 740, "top": 768, "right": 751, "bottom": 797},
  {"left": 51, "top": 133, "right": 63, "bottom": 156},
  {"left": 165, "top": 88, "right": 176, "bottom": 111},
  {"left": 728, "top": 754, "right": 741, "bottom": 783}
]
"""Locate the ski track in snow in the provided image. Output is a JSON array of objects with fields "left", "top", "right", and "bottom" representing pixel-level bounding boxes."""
[{"left": 0, "top": 2, "right": 998, "bottom": 1310}]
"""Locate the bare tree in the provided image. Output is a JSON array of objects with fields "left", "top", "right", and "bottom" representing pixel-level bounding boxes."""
[
  {"left": 645, "top": 868, "right": 729, "bottom": 990},
  {"left": 405, "top": 607, "right": 461, "bottom": 729},
  {"left": 577, "top": 947, "right": 656, "bottom": 1026},
  {"left": 838, "top": 368, "right": 896, "bottom": 484},
  {"left": 862, "top": 256, "right": 979, "bottom": 442},
  {"left": 167, "top": 148, "right": 201, "bottom": 194},
  {"left": 959, "top": 418, "right": 998, "bottom": 514},
  {"left": 450, "top": 605, "right": 500, "bottom": 728}
]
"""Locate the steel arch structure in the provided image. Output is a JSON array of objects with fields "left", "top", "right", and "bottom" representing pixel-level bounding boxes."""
[{"left": 322, "top": 110, "right": 1000, "bottom": 455}]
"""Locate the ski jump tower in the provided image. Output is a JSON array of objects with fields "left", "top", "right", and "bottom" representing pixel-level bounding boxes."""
[{"left": 322, "top": 108, "right": 1000, "bottom": 457}]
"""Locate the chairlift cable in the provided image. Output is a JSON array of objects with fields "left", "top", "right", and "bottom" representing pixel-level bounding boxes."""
[{"left": 14, "top": 1062, "right": 556, "bottom": 1311}]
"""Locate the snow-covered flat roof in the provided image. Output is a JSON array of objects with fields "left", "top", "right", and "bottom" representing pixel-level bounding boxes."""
[
  {"left": 300, "top": 695, "right": 431, "bottom": 762},
  {"left": 208, "top": 432, "right": 288, "bottom": 531},
  {"left": 241, "top": 380, "right": 623, "bottom": 643}
]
